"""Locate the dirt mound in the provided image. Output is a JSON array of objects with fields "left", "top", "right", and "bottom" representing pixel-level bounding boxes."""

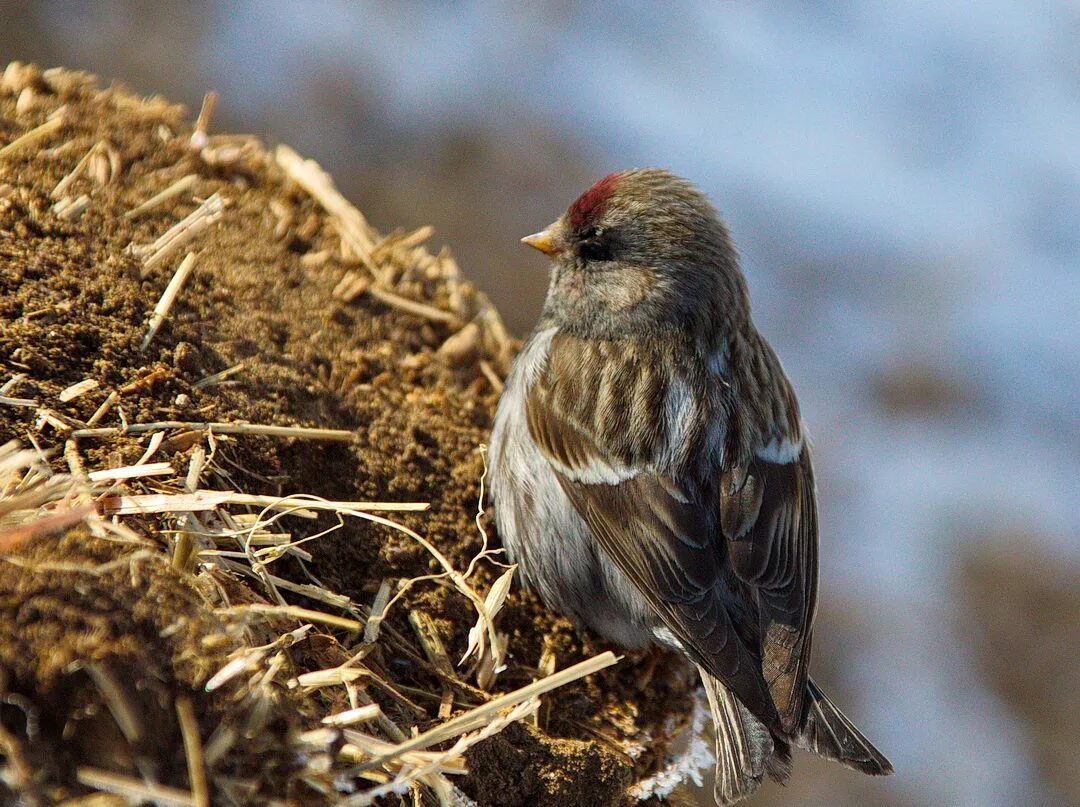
[
  {"left": 0, "top": 526, "right": 301, "bottom": 804},
  {"left": 0, "top": 63, "right": 696, "bottom": 805}
]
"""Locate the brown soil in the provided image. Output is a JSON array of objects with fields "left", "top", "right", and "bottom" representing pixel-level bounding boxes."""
[
  {"left": 0, "top": 64, "right": 695, "bottom": 805},
  {"left": 0, "top": 528, "right": 301, "bottom": 804}
]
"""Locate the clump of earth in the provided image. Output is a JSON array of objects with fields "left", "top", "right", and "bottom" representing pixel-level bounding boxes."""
[{"left": 0, "top": 63, "right": 696, "bottom": 806}]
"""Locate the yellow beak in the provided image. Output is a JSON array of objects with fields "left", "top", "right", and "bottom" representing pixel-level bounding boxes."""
[{"left": 521, "top": 227, "right": 559, "bottom": 257}]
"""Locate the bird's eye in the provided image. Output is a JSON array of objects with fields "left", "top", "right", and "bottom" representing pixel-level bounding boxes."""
[{"left": 579, "top": 227, "right": 614, "bottom": 262}]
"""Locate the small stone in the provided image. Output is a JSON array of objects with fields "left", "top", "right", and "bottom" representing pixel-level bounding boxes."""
[{"left": 173, "top": 341, "right": 201, "bottom": 374}]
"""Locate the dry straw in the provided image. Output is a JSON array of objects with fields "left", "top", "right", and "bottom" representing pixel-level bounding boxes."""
[
  {"left": 125, "top": 173, "right": 198, "bottom": 219},
  {"left": 0, "top": 74, "right": 681, "bottom": 805},
  {"left": 140, "top": 252, "right": 197, "bottom": 351},
  {"left": 0, "top": 114, "right": 63, "bottom": 159},
  {"left": 1, "top": 424, "right": 623, "bottom": 804},
  {"left": 137, "top": 192, "right": 225, "bottom": 276}
]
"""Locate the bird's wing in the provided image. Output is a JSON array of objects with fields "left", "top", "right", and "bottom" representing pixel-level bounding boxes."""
[
  {"left": 719, "top": 444, "right": 818, "bottom": 733},
  {"left": 525, "top": 336, "right": 780, "bottom": 728}
]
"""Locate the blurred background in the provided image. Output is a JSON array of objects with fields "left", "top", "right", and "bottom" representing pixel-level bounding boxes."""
[{"left": 2, "top": 2, "right": 1077, "bottom": 805}]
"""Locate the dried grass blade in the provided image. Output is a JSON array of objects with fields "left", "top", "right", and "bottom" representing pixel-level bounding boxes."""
[
  {"left": 0, "top": 374, "right": 26, "bottom": 396},
  {"left": 190, "top": 91, "right": 217, "bottom": 149},
  {"left": 58, "top": 378, "right": 99, "bottom": 402},
  {"left": 85, "top": 390, "right": 118, "bottom": 427},
  {"left": 85, "top": 662, "right": 143, "bottom": 743},
  {"left": 409, "top": 610, "right": 457, "bottom": 680},
  {"left": 217, "top": 603, "right": 363, "bottom": 632},
  {"left": 134, "top": 431, "right": 166, "bottom": 466},
  {"left": 366, "top": 286, "right": 464, "bottom": 328},
  {"left": 125, "top": 173, "right": 198, "bottom": 219},
  {"left": 76, "top": 767, "right": 195, "bottom": 807},
  {"left": 175, "top": 696, "right": 209, "bottom": 807},
  {"left": 87, "top": 462, "right": 173, "bottom": 483},
  {"left": 274, "top": 144, "right": 380, "bottom": 276},
  {"left": 358, "top": 651, "right": 618, "bottom": 770},
  {"left": 0, "top": 115, "right": 62, "bottom": 159},
  {"left": 363, "top": 579, "right": 394, "bottom": 643},
  {"left": 204, "top": 648, "right": 269, "bottom": 692},
  {"left": 460, "top": 566, "right": 515, "bottom": 665},
  {"left": 139, "top": 193, "right": 224, "bottom": 276},
  {"left": 98, "top": 490, "right": 427, "bottom": 516},
  {"left": 72, "top": 421, "right": 356, "bottom": 442},
  {"left": 321, "top": 704, "right": 381, "bottom": 727},
  {"left": 141, "top": 252, "right": 196, "bottom": 351},
  {"left": 191, "top": 362, "right": 244, "bottom": 390},
  {"left": 295, "top": 667, "right": 367, "bottom": 689}
]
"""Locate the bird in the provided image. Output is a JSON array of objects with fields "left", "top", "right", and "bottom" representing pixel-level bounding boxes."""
[{"left": 487, "top": 168, "right": 892, "bottom": 805}]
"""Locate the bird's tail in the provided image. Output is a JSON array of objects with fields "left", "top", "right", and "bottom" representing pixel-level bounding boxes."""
[
  {"left": 797, "top": 678, "right": 893, "bottom": 776},
  {"left": 700, "top": 668, "right": 791, "bottom": 806}
]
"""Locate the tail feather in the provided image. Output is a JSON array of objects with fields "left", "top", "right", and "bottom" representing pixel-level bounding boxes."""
[
  {"left": 700, "top": 668, "right": 790, "bottom": 806},
  {"left": 798, "top": 678, "right": 893, "bottom": 776}
]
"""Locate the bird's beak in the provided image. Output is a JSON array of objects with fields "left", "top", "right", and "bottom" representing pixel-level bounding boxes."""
[{"left": 521, "top": 227, "right": 560, "bottom": 257}]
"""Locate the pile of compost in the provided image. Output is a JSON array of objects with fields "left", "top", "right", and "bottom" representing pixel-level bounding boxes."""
[{"left": 0, "top": 63, "right": 696, "bottom": 806}]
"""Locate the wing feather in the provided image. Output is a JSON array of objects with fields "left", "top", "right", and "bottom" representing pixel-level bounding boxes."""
[
  {"left": 524, "top": 331, "right": 816, "bottom": 733},
  {"left": 722, "top": 449, "right": 818, "bottom": 731},
  {"left": 525, "top": 342, "right": 780, "bottom": 727},
  {"left": 557, "top": 472, "right": 778, "bottom": 725}
]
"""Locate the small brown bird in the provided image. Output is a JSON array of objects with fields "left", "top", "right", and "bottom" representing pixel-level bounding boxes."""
[{"left": 489, "top": 169, "right": 892, "bottom": 804}]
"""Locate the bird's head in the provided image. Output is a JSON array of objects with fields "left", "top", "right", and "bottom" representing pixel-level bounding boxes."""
[{"left": 524, "top": 168, "right": 748, "bottom": 339}]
